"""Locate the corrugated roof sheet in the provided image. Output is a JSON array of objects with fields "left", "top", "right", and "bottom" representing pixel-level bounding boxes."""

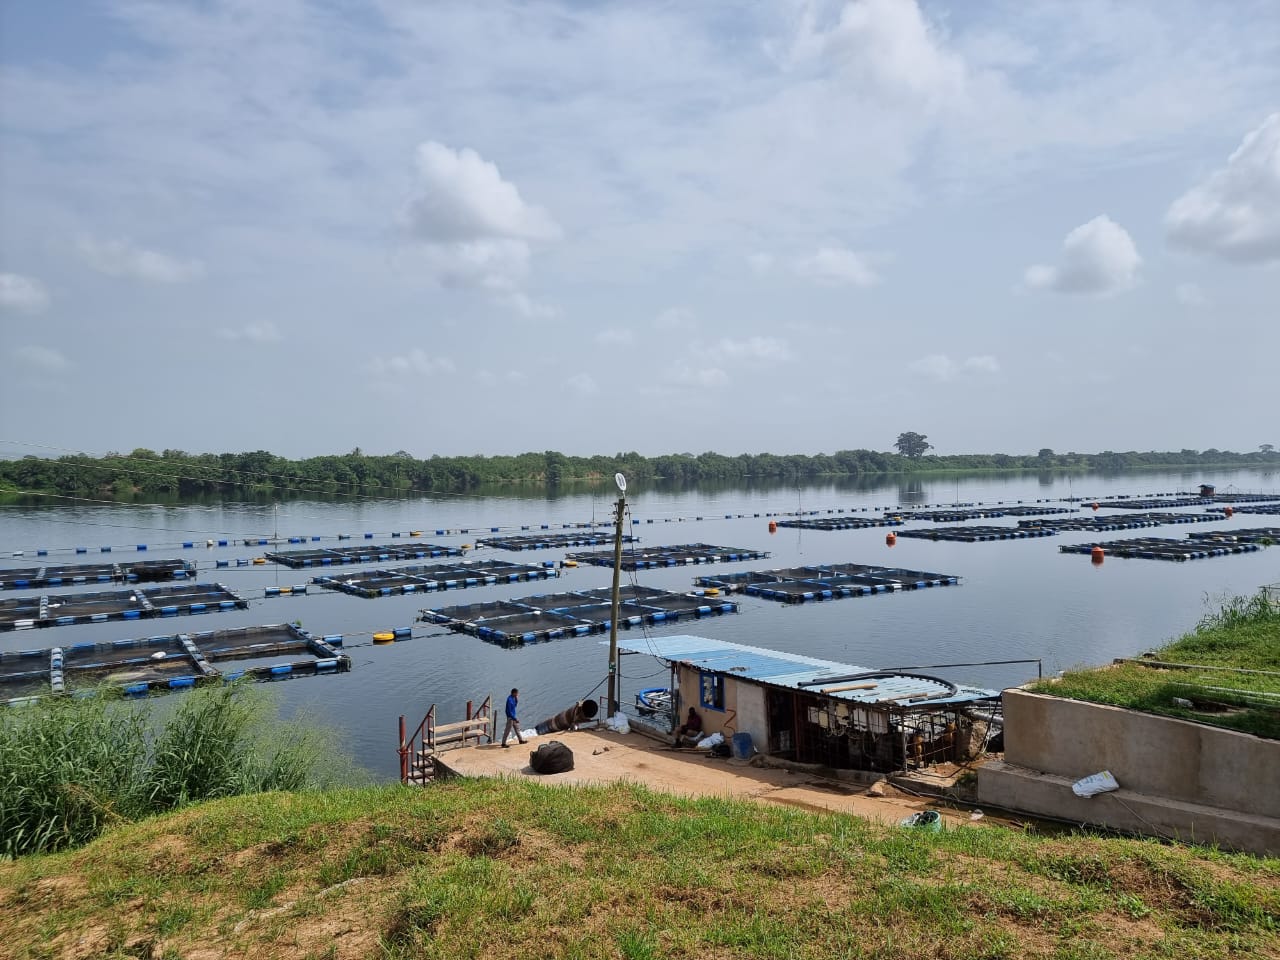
[{"left": 610, "top": 634, "right": 998, "bottom": 707}]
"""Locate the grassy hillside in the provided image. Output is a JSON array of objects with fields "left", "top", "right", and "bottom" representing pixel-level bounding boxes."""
[
  {"left": 1, "top": 778, "right": 1276, "bottom": 960},
  {"left": 1031, "top": 592, "right": 1280, "bottom": 738}
]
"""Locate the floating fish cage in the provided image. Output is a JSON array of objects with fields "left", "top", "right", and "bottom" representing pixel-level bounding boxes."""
[
  {"left": 889, "top": 506, "right": 1077, "bottom": 523},
  {"left": 1093, "top": 497, "right": 1212, "bottom": 510},
  {"left": 1186, "top": 527, "right": 1280, "bottom": 544},
  {"left": 420, "top": 586, "right": 737, "bottom": 647},
  {"left": 1207, "top": 503, "right": 1280, "bottom": 516},
  {"left": 0, "top": 624, "right": 349, "bottom": 704},
  {"left": 1060, "top": 538, "right": 1261, "bottom": 561},
  {"left": 0, "top": 558, "right": 198, "bottom": 590},
  {"left": 1208, "top": 493, "right": 1280, "bottom": 503},
  {"left": 775, "top": 517, "right": 904, "bottom": 531},
  {"left": 0, "top": 583, "right": 248, "bottom": 632},
  {"left": 263, "top": 542, "right": 463, "bottom": 568},
  {"left": 190, "top": 623, "right": 350, "bottom": 681},
  {"left": 695, "top": 563, "right": 959, "bottom": 603},
  {"left": 1018, "top": 512, "right": 1218, "bottom": 533},
  {"left": 564, "top": 543, "right": 769, "bottom": 570},
  {"left": 896, "top": 525, "right": 1057, "bottom": 542},
  {"left": 477, "top": 532, "right": 636, "bottom": 551},
  {"left": 313, "top": 560, "right": 556, "bottom": 598}
]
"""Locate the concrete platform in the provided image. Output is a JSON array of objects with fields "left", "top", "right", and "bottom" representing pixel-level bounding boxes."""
[
  {"left": 979, "top": 760, "right": 1280, "bottom": 856},
  {"left": 434, "top": 726, "right": 982, "bottom": 827}
]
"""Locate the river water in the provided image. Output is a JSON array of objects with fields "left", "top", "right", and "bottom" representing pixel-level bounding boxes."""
[{"left": 3, "top": 467, "right": 1277, "bottom": 780}]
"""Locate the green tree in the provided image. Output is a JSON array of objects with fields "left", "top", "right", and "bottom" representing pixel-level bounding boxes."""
[{"left": 895, "top": 432, "right": 932, "bottom": 458}]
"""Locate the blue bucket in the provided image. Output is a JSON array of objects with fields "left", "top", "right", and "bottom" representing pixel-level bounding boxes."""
[{"left": 731, "top": 732, "right": 754, "bottom": 759}]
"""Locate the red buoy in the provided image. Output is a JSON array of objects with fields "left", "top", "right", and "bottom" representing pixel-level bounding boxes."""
[
  {"left": 1091, "top": 501, "right": 1099, "bottom": 511},
  {"left": 1090, "top": 545, "right": 1105, "bottom": 564},
  {"left": 886, "top": 532, "right": 897, "bottom": 546},
  {"left": 768, "top": 521, "right": 777, "bottom": 534},
  {"left": 1224, "top": 506, "right": 1234, "bottom": 518}
]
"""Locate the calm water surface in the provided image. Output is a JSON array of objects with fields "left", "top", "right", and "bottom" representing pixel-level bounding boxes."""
[{"left": 3, "top": 468, "right": 1278, "bottom": 780}]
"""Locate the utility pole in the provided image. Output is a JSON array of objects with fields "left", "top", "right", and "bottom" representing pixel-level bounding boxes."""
[{"left": 606, "top": 473, "right": 627, "bottom": 715}]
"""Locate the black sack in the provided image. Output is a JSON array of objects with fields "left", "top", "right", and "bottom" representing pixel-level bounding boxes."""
[{"left": 529, "top": 740, "right": 574, "bottom": 774}]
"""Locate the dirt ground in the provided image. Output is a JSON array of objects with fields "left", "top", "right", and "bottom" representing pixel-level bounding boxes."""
[{"left": 436, "top": 726, "right": 990, "bottom": 827}]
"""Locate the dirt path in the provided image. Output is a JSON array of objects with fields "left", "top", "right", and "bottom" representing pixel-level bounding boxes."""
[{"left": 436, "top": 727, "right": 987, "bottom": 827}]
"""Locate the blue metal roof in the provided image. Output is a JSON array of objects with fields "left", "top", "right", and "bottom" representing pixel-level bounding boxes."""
[{"left": 610, "top": 634, "right": 998, "bottom": 707}]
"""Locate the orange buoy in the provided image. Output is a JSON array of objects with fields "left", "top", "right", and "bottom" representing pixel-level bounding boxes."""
[
  {"left": 1224, "top": 506, "right": 1234, "bottom": 518},
  {"left": 1091, "top": 501, "right": 1099, "bottom": 511},
  {"left": 1090, "top": 545, "right": 1105, "bottom": 564},
  {"left": 886, "top": 531, "right": 897, "bottom": 546},
  {"left": 768, "top": 521, "right": 778, "bottom": 534}
]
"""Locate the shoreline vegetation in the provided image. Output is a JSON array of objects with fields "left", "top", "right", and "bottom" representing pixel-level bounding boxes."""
[{"left": 0, "top": 446, "right": 1277, "bottom": 500}]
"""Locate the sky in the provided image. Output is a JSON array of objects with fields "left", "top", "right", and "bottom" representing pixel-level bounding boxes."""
[{"left": 1, "top": 0, "right": 1278, "bottom": 460}]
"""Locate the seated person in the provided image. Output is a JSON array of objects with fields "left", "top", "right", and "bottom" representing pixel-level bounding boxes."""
[{"left": 673, "top": 707, "right": 703, "bottom": 746}]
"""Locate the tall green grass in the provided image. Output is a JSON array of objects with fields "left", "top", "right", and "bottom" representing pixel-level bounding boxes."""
[{"left": 0, "top": 682, "right": 345, "bottom": 859}]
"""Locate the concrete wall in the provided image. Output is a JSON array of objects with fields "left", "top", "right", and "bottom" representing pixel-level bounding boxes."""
[
  {"left": 1000, "top": 688, "right": 1279, "bottom": 817},
  {"left": 979, "top": 688, "right": 1280, "bottom": 855}
]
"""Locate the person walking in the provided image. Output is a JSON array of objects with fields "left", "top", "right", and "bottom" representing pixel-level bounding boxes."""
[{"left": 501, "top": 687, "right": 526, "bottom": 747}]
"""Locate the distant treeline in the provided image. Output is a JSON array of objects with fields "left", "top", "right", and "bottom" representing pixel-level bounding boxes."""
[{"left": 0, "top": 446, "right": 1276, "bottom": 499}]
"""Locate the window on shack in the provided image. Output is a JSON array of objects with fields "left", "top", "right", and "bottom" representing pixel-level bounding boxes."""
[{"left": 699, "top": 671, "right": 725, "bottom": 711}]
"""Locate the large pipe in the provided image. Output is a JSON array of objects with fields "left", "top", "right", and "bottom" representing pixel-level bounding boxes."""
[{"left": 534, "top": 698, "right": 600, "bottom": 735}]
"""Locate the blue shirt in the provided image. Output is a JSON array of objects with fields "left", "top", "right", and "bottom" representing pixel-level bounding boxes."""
[{"left": 506, "top": 694, "right": 518, "bottom": 720}]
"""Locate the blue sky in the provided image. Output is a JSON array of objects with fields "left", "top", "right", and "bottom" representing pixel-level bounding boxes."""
[{"left": 1, "top": 0, "right": 1277, "bottom": 459}]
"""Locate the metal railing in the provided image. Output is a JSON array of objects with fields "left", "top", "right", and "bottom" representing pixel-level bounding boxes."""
[{"left": 398, "top": 694, "right": 494, "bottom": 784}]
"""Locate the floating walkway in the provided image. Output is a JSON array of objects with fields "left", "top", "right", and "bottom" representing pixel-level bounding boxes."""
[
  {"left": 1017, "top": 512, "right": 1218, "bottom": 533},
  {"left": 695, "top": 563, "right": 959, "bottom": 603},
  {"left": 775, "top": 517, "right": 903, "bottom": 531},
  {"left": 263, "top": 542, "right": 463, "bottom": 568},
  {"left": 420, "top": 584, "right": 737, "bottom": 646},
  {"left": 896, "top": 525, "right": 1057, "bottom": 542},
  {"left": 477, "top": 532, "right": 636, "bottom": 551},
  {"left": 1060, "top": 538, "right": 1261, "bottom": 561},
  {"left": 313, "top": 560, "right": 556, "bottom": 598},
  {"left": 0, "top": 559, "right": 197, "bottom": 590},
  {"left": 0, "top": 583, "right": 247, "bottom": 632},
  {"left": 564, "top": 543, "right": 769, "bottom": 570},
  {"left": 0, "top": 624, "right": 349, "bottom": 704},
  {"left": 889, "top": 506, "right": 1075, "bottom": 522}
]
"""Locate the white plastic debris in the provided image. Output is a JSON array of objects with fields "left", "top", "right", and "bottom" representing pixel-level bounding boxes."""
[
  {"left": 520, "top": 728, "right": 538, "bottom": 740},
  {"left": 603, "top": 713, "right": 631, "bottom": 734},
  {"left": 696, "top": 731, "right": 725, "bottom": 750},
  {"left": 1072, "top": 770, "right": 1120, "bottom": 798}
]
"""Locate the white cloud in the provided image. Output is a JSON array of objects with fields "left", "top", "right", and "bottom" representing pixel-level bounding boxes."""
[
  {"left": 77, "top": 236, "right": 204, "bottom": 283},
  {"left": 794, "top": 247, "right": 880, "bottom": 287},
  {"left": 501, "top": 291, "right": 558, "bottom": 319},
  {"left": 566, "top": 373, "right": 598, "bottom": 396},
  {"left": 1175, "top": 282, "right": 1207, "bottom": 306},
  {"left": 962, "top": 355, "right": 1000, "bottom": 374},
  {"left": 668, "top": 363, "right": 729, "bottom": 388},
  {"left": 404, "top": 142, "right": 559, "bottom": 295},
  {"left": 655, "top": 306, "right": 695, "bottom": 329},
  {"left": 595, "top": 327, "right": 635, "bottom": 346},
  {"left": 12, "top": 345, "right": 71, "bottom": 372},
  {"left": 717, "top": 336, "right": 792, "bottom": 362},
  {"left": 216, "top": 322, "right": 283, "bottom": 343},
  {"left": 1166, "top": 113, "right": 1280, "bottom": 264},
  {"left": 366, "top": 348, "right": 455, "bottom": 377},
  {"left": 0, "top": 273, "right": 50, "bottom": 313},
  {"left": 406, "top": 142, "right": 560, "bottom": 244},
  {"left": 801, "top": 0, "right": 968, "bottom": 108},
  {"left": 909, "top": 353, "right": 1000, "bottom": 381},
  {"left": 1024, "top": 215, "right": 1141, "bottom": 296}
]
